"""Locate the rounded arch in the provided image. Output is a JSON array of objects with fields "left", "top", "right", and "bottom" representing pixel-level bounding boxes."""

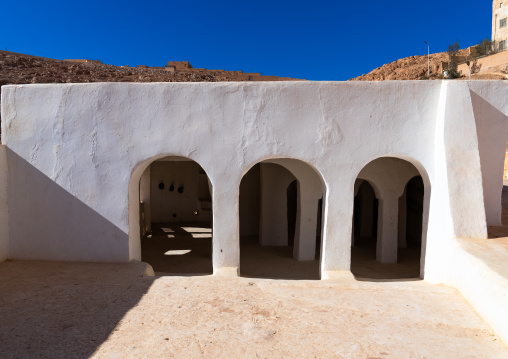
[
  {"left": 240, "top": 155, "right": 327, "bottom": 191},
  {"left": 351, "top": 155, "right": 431, "bottom": 279},
  {"left": 352, "top": 154, "right": 432, "bottom": 197},
  {"left": 401, "top": 174, "right": 425, "bottom": 197},
  {"left": 130, "top": 153, "right": 216, "bottom": 193},
  {"left": 238, "top": 156, "right": 327, "bottom": 279},
  {"left": 128, "top": 154, "right": 213, "bottom": 262},
  {"left": 355, "top": 178, "right": 382, "bottom": 199}
]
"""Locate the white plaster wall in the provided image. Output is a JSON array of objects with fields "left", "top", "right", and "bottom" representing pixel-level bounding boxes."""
[
  {"left": 442, "top": 83, "right": 488, "bottom": 239},
  {"left": 150, "top": 160, "right": 212, "bottom": 223},
  {"left": 435, "top": 236, "right": 508, "bottom": 347},
  {"left": 0, "top": 145, "right": 8, "bottom": 261},
  {"left": 4, "top": 80, "right": 508, "bottom": 345},
  {"left": 2, "top": 81, "right": 508, "bottom": 273},
  {"left": 469, "top": 84, "right": 508, "bottom": 226}
]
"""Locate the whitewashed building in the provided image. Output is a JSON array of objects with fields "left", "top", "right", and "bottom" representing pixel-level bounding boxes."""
[{"left": 0, "top": 81, "right": 507, "bottom": 344}]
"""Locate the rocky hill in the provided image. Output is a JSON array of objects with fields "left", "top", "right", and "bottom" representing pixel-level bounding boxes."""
[
  {"left": 0, "top": 50, "right": 302, "bottom": 138},
  {"left": 0, "top": 50, "right": 233, "bottom": 88},
  {"left": 349, "top": 48, "right": 506, "bottom": 81}
]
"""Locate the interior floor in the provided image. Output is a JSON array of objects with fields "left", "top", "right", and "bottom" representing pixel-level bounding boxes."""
[
  {"left": 239, "top": 236, "right": 320, "bottom": 280},
  {"left": 350, "top": 234, "right": 422, "bottom": 280},
  {"left": 351, "top": 244, "right": 421, "bottom": 280},
  {"left": 142, "top": 224, "right": 422, "bottom": 279},
  {"left": 141, "top": 223, "right": 213, "bottom": 275}
]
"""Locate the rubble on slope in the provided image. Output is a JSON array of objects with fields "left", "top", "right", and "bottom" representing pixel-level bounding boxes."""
[{"left": 348, "top": 49, "right": 507, "bottom": 81}]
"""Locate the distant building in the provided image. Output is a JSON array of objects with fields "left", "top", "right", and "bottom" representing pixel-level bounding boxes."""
[
  {"left": 493, "top": 0, "right": 508, "bottom": 50},
  {"left": 164, "top": 61, "right": 304, "bottom": 81}
]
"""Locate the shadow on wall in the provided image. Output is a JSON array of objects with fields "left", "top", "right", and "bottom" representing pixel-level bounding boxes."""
[
  {"left": 0, "top": 260, "right": 153, "bottom": 358},
  {"left": 6, "top": 149, "right": 129, "bottom": 261},
  {"left": 470, "top": 90, "right": 508, "bottom": 228}
]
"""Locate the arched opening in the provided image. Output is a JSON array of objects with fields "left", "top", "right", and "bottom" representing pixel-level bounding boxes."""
[
  {"left": 351, "top": 157, "right": 427, "bottom": 280},
  {"left": 351, "top": 180, "right": 378, "bottom": 253},
  {"left": 487, "top": 142, "right": 508, "bottom": 238},
  {"left": 405, "top": 176, "right": 424, "bottom": 249},
  {"left": 239, "top": 159, "right": 324, "bottom": 279},
  {"left": 137, "top": 156, "right": 213, "bottom": 275},
  {"left": 287, "top": 180, "right": 297, "bottom": 247}
]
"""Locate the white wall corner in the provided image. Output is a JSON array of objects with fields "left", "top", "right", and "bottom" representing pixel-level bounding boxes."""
[{"left": 443, "top": 82, "right": 488, "bottom": 239}]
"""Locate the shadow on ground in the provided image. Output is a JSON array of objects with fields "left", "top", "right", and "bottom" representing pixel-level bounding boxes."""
[
  {"left": 141, "top": 223, "right": 212, "bottom": 275},
  {"left": 239, "top": 236, "right": 320, "bottom": 280},
  {"left": 142, "top": 225, "right": 423, "bottom": 281},
  {"left": 0, "top": 260, "right": 153, "bottom": 359},
  {"left": 350, "top": 245, "right": 421, "bottom": 281}
]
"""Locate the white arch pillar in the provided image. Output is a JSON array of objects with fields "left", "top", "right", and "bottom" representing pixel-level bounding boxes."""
[
  {"left": 263, "top": 159, "right": 324, "bottom": 262},
  {"left": 321, "top": 184, "right": 354, "bottom": 276},
  {"left": 293, "top": 183, "right": 320, "bottom": 260},
  {"left": 212, "top": 178, "right": 240, "bottom": 275},
  {"left": 398, "top": 189, "right": 407, "bottom": 248},
  {"left": 376, "top": 191, "right": 399, "bottom": 264},
  {"left": 357, "top": 158, "right": 422, "bottom": 265}
]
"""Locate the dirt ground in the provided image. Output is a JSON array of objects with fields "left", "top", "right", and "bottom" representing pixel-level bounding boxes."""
[
  {"left": 0, "top": 260, "right": 506, "bottom": 359},
  {"left": 2, "top": 196, "right": 508, "bottom": 358}
]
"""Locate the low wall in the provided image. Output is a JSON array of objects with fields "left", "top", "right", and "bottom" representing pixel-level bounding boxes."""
[
  {"left": 442, "top": 237, "right": 508, "bottom": 347},
  {"left": 458, "top": 50, "right": 508, "bottom": 75}
]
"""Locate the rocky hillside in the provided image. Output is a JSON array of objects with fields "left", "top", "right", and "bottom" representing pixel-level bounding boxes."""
[
  {"left": 350, "top": 50, "right": 464, "bottom": 81},
  {"left": 0, "top": 50, "right": 232, "bottom": 88},
  {"left": 0, "top": 51, "right": 243, "bottom": 138},
  {"left": 349, "top": 48, "right": 506, "bottom": 81}
]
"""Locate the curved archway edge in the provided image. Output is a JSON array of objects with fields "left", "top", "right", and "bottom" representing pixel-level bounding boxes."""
[{"left": 352, "top": 155, "right": 431, "bottom": 277}]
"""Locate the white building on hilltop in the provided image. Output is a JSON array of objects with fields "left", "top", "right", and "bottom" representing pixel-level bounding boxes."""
[{"left": 493, "top": 0, "right": 508, "bottom": 49}]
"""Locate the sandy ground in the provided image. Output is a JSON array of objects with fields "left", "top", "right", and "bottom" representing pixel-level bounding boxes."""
[
  {"left": 0, "top": 260, "right": 507, "bottom": 359},
  {"left": 2, "top": 192, "right": 508, "bottom": 358}
]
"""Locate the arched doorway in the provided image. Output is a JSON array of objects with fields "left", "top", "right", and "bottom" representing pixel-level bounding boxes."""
[
  {"left": 352, "top": 180, "right": 378, "bottom": 253},
  {"left": 239, "top": 159, "right": 325, "bottom": 279},
  {"left": 135, "top": 156, "right": 213, "bottom": 275},
  {"left": 351, "top": 157, "right": 428, "bottom": 280}
]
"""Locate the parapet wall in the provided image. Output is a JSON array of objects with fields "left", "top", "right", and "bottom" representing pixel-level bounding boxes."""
[{"left": 457, "top": 49, "right": 508, "bottom": 75}]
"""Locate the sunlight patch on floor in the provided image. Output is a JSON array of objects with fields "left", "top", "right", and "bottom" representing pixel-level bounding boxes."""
[{"left": 164, "top": 249, "right": 192, "bottom": 256}]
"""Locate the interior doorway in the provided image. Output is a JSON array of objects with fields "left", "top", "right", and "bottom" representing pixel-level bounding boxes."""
[
  {"left": 351, "top": 157, "right": 427, "bottom": 280},
  {"left": 239, "top": 159, "right": 324, "bottom": 279},
  {"left": 139, "top": 156, "right": 213, "bottom": 275}
]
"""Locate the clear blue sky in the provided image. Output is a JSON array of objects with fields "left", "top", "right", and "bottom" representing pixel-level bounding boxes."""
[{"left": 1, "top": 0, "right": 492, "bottom": 80}]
